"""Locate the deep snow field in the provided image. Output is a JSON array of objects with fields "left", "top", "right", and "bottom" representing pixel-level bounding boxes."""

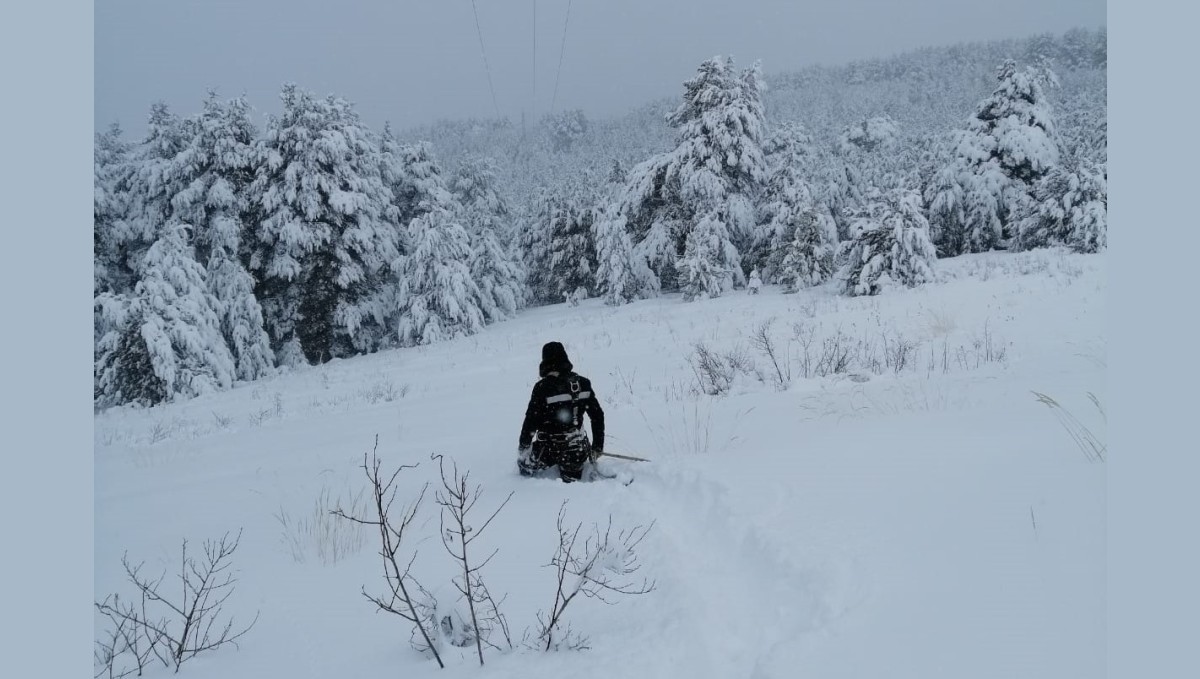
[{"left": 94, "top": 249, "right": 1106, "bottom": 679}]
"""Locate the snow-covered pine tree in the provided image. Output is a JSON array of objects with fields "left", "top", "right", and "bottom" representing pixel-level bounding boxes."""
[
  {"left": 676, "top": 210, "right": 741, "bottom": 301},
  {"left": 250, "top": 85, "right": 398, "bottom": 365},
  {"left": 168, "top": 93, "right": 275, "bottom": 381},
  {"left": 618, "top": 55, "right": 767, "bottom": 293},
  {"left": 775, "top": 209, "right": 839, "bottom": 293},
  {"left": 378, "top": 125, "right": 468, "bottom": 269},
  {"left": 811, "top": 145, "right": 867, "bottom": 242},
  {"left": 763, "top": 120, "right": 814, "bottom": 173},
  {"left": 377, "top": 123, "right": 407, "bottom": 229},
  {"left": 1017, "top": 157, "right": 1107, "bottom": 253},
  {"left": 94, "top": 224, "right": 236, "bottom": 407},
  {"left": 1069, "top": 161, "right": 1107, "bottom": 254},
  {"left": 747, "top": 267, "right": 763, "bottom": 294},
  {"left": 117, "top": 103, "right": 194, "bottom": 285},
  {"left": 544, "top": 109, "right": 589, "bottom": 152},
  {"left": 928, "top": 59, "right": 1060, "bottom": 255},
  {"left": 519, "top": 189, "right": 554, "bottom": 305},
  {"left": 592, "top": 207, "right": 656, "bottom": 305},
  {"left": 846, "top": 116, "right": 914, "bottom": 193},
  {"left": 888, "top": 192, "right": 940, "bottom": 287},
  {"left": 168, "top": 93, "right": 256, "bottom": 264},
  {"left": 95, "top": 122, "right": 134, "bottom": 295},
  {"left": 394, "top": 208, "right": 487, "bottom": 346},
  {"left": 838, "top": 116, "right": 899, "bottom": 154},
  {"left": 1061, "top": 98, "right": 1107, "bottom": 168},
  {"left": 1092, "top": 26, "right": 1107, "bottom": 69},
  {"left": 756, "top": 120, "right": 826, "bottom": 280},
  {"left": 448, "top": 156, "right": 526, "bottom": 321},
  {"left": 523, "top": 182, "right": 599, "bottom": 306},
  {"left": 467, "top": 226, "right": 525, "bottom": 322},
  {"left": 607, "top": 158, "right": 627, "bottom": 185},
  {"left": 450, "top": 156, "right": 508, "bottom": 225},
  {"left": 838, "top": 189, "right": 937, "bottom": 296},
  {"left": 924, "top": 151, "right": 968, "bottom": 257},
  {"left": 977, "top": 60, "right": 1060, "bottom": 186},
  {"left": 390, "top": 137, "right": 457, "bottom": 224}
]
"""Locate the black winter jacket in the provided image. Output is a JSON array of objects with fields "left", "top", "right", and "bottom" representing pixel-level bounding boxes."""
[{"left": 518, "top": 370, "right": 604, "bottom": 453}]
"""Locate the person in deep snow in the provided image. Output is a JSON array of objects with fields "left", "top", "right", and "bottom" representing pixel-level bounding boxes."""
[{"left": 517, "top": 341, "right": 605, "bottom": 482}]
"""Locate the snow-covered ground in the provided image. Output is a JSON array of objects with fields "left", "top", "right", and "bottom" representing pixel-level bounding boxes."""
[{"left": 95, "top": 249, "right": 1105, "bottom": 679}]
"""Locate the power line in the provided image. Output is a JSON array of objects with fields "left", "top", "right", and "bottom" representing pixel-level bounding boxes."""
[
  {"left": 550, "top": 0, "right": 574, "bottom": 114},
  {"left": 531, "top": 0, "right": 537, "bottom": 120},
  {"left": 469, "top": 0, "right": 501, "bottom": 119}
]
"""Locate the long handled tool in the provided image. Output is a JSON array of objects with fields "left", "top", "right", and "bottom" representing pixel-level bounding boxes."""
[{"left": 595, "top": 451, "right": 651, "bottom": 463}]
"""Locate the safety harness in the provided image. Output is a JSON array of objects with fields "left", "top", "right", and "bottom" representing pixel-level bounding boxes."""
[{"left": 544, "top": 375, "right": 591, "bottom": 427}]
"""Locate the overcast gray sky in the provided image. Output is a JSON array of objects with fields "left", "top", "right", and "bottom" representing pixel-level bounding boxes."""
[{"left": 96, "top": 0, "right": 1105, "bottom": 137}]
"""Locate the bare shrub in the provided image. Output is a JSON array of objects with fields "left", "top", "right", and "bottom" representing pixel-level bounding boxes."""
[
  {"left": 973, "top": 320, "right": 1006, "bottom": 365},
  {"left": 94, "top": 530, "right": 259, "bottom": 676},
  {"left": 431, "top": 454, "right": 514, "bottom": 664},
  {"left": 882, "top": 331, "right": 919, "bottom": 374},
  {"left": 814, "top": 330, "right": 853, "bottom": 377},
  {"left": 750, "top": 318, "right": 791, "bottom": 390},
  {"left": 690, "top": 342, "right": 734, "bottom": 395},
  {"left": 530, "top": 503, "right": 655, "bottom": 652},
  {"left": 952, "top": 321, "right": 1008, "bottom": 370},
  {"left": 791, "top": 322, "right": 817, "bottom": 379},
  {"left": 723, "top": 345, "right": 762, "bottom": 384},
  {"left": 94, "top": 603, "right": 153, "bottom": 679},
  {"left": 332, "top": 438, "right": 442, "bottom": 667},
  {"left": 689, "top": 341, "right": 762, "bottom": 395},
  {"left": 853, "top": 333, "right": 884, "bottom": 375},
  {"left": 148, "top": 421, "right": 172, "bottom": 444},
  {"left": 211, "top": 411, "right": 233, "bottom": 430}
]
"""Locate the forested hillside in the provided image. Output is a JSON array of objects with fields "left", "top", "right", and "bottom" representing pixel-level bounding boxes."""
[{"left": 94, "top": 27, "right": 1106, "bottom": 407}]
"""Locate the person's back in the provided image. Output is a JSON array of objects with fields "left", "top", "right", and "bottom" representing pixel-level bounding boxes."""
[{"left": 517, "top": 342, "right": 605, "bottom": 482}]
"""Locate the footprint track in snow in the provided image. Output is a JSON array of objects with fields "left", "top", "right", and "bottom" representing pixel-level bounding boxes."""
[{"left": 612, "top": 465, "right": 846, "bottom": 676}]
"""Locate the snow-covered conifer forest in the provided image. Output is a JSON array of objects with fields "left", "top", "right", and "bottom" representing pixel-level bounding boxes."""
[{"left": 94, "top": 28, "right": 1105, "bottom": 406}]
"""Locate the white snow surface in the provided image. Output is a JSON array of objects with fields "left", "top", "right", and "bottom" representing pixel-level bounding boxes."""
[{"left": 95, "top": 249, "right": 1105, "bottom": 679}]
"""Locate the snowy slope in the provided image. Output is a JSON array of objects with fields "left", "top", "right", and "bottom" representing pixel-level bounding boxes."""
[{"left": 94, "top": 249, "right": 1105, "bottom": 679}]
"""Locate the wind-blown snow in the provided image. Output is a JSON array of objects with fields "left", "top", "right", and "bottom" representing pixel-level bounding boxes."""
[{"left": 95, "top": 249, "right": 1104, "bottom": 679}]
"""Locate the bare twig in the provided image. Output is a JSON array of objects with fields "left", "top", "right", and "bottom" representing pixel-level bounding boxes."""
[
  {"left": 331, "top": 436, "right": 443, "bottom": 667},
  {"left": 535, "top": 502, "right": 655, "bottom": 651},
  {"left": 750, "top": 318, "right": 790, "bottom": 389},
  {"left": 477, "top": 580, "right": 513, "bottom": 651},
  {"left": 432, "top": 453, "right": 514, "bottom": 665},
  {"left": 690, "top": 341, "right": 733, "bottom": 395},
  {"left": 94, "top": 531, "right": 258, "bottom": 675}
]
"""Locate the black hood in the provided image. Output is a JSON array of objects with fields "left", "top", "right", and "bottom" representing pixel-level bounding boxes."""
[{"left": 539, "top": 341, "right": 573, "bottom": 377}]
